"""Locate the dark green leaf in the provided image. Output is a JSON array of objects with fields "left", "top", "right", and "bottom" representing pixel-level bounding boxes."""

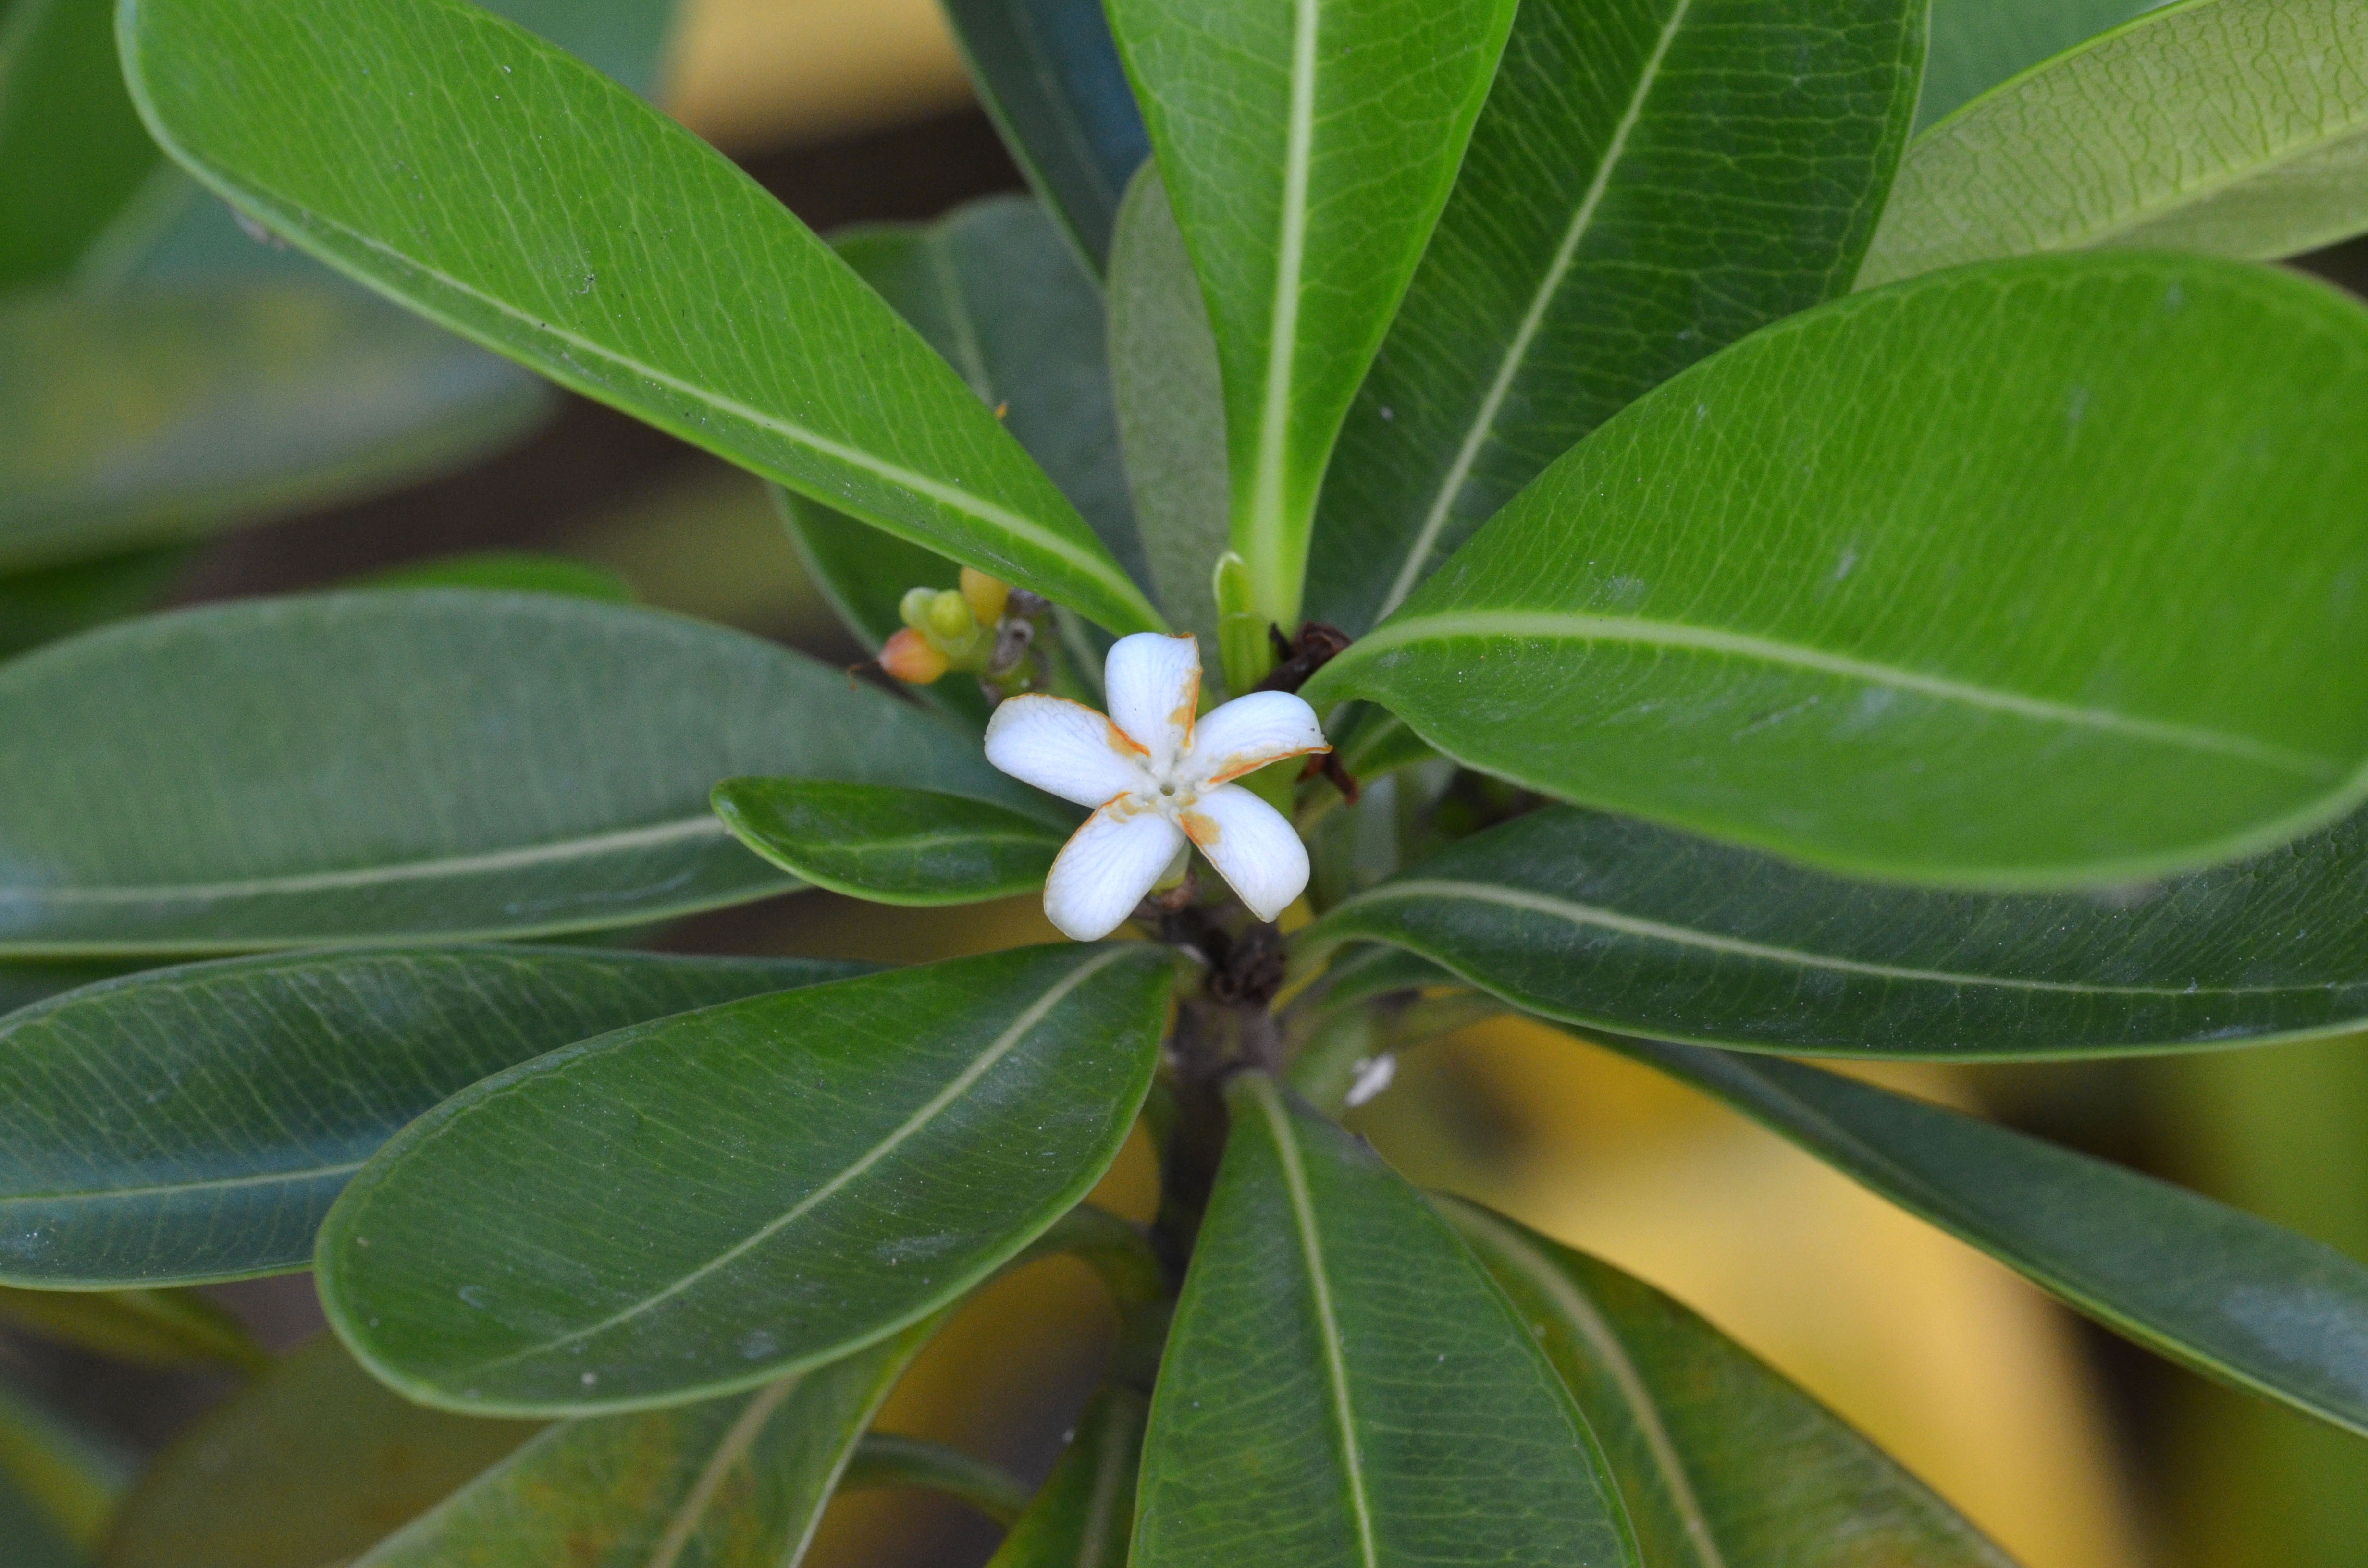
[
  {"left": 0, "top": 550, "right": 187, "bottom": 662},
  {"left": 121, "top": 0, "right": 1164, "bottom": 634},
  {"left": 1443, "top": 1200, "right": 2015, "bottom": 1568},
  {"left": 985, "top": 1384, "right": 1146, "bottom": 1568},
  {"left": 0, "top": 962, "right": 146, "bottom": 1018},
  {"left": 1865, "top": 0, "right": 2368, "bottom": 287},
  {"left": 1330, "top": 706, "right": 1437, "bottom": 782},
  {"left": 942, "top": 0, "right": 1149, "bottom": 272},
  {"left": 357, "top": 551, "right": 635, "bottom": 601},
  {"left": 0, "top": 1286, "right": 268, "bottom": 1372},
  {"left": 1304, "top": 804, "right": 2368, "bottom": 1058},
  {"left": 1303, "top": 253, "right": 2368, "bottom": 889},
  {"left": 0, "top": 285, "right": 548, "bottom": 573},
  {"left": 0, "top": 0, "right": 162, "bottom": 288},
  {"left": 1306, "top": 0, "right": 1923, "bottom": 633},
  {"left": 1919, "top": 0, "right": 2171, "bottom": 132},
  {"left": 0, "top": 592, "right": 1033, "bottom": 955},
  {"left": 0, "top": 946, "right": 867, "bottom": 1286},
  {"left": 840, "top": 1434, "right": 1031, "bottom": 1526},
  {"left": 1604, "top": 1033, "right": 2368, "bottom": 1439},
  {"left": 319, "top": 944, "right": 1173, "bottom": 1414},
  {"left": 713, "top": 780, "right": 1070, "bottom": 907},
  {"left": 1133, "top": 1073, "right": 1634, "bottom": 1567},
  {"left": 1103, "top": 0, "right": 1518, "bottom": 631},
  {"left": 97, "top": 1335, "right": 539, "bottom": 1568}
]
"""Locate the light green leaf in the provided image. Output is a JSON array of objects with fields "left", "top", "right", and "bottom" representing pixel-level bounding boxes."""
[
  {"left": 712, "top": 780, "right": 1071, "bottom": 907},
  {"left": 1103, "top": 0, "right": 1518, "bottom": 631},
  {"left": 840, "top": 1434, "right": 1031, "bottom": 1526},
  {"left": 357, "top": 551, "right": 634, "bottom": 601},
  {"left": 1443, "top": 1200, "right": 2016, "bottom": 1568},
  {"left": 985, "top": 1384, "right": 1146, "bottom": 1568},
  {"left": 318, "top": 944, "right": 1173, "bottom": 1415},
  {"left": 0, "top": 946, "right": 866, "bottom": 1286},
  {"left": 0, "top": 550, "right": 186, "bottom": 662},
  {"left": 1864, "top": 0, "right": 2368, "bottom": 288},
  {"left": 1306, "top": 0, "right": 1924, "bottom": 633},
  {"left": 1303, "top": 804, "right": 2368, "bottom": 1058},
  {"left": 0, "top": 284, "right": 548, "bottom": 573},
  {"left": 0, "top": 592, "right": 1032, "bottom": 955},
  {"left": 120, "top": 0, "right": 1164, "bottom": 634},
  {"left": 1303, "top": 253, "right": 2368, "bottom": 889},
  {"left": 1604, "top": 1033, "right": 2368, "bottom": 1439},
  {"left": 0, "top": 1286, "right": 268, "bottom": 1372},
  {"left": 1106, "top": 165, "right": 1227, "bottom": 659},
  {"left": 1133, "top": 1072, "right": 1635, "bottom": 1568},
  {"left": 98, "top": 1335, "right": 539, "bottom": 1568},
  {"left": 1920, "top": 0, "right": 2173, "bottom": 132},
  {"left": 0, "top": 0, "right": 161, "bottom": 288}
]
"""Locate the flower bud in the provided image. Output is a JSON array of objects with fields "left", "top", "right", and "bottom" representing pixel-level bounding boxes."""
[
  {"left": 898, "top": 586, "right": 937, "bottom": 632},
  {"left": 926, "top": 589, "right": 977, "bottom": 643},
  {"left": 960, "top": 568, "right": 1011, "bottom": 627},
  {"left": 880, "top": 626, "right": 950, "bottom": 684}
]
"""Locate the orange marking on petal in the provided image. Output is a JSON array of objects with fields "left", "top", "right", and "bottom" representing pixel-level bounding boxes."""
[
  {"left": 1106, "top": 719, "right": 1150, "bottom": 760},
  {"left": 1181, "top": 809, "right": 1222, "bottom": 847},
  {"left": 1204, "top": 743, "right": 1331, "bottom": 787}
]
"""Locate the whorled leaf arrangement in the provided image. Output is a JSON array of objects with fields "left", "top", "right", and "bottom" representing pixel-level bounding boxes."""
[{"left": 0, "top": 0, "right": 2363, "bottom": 1560}]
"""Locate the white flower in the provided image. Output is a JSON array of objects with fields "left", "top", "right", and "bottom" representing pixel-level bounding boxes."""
[{"left": 984, "top": 633, "right": 1330, "bottom": 941}]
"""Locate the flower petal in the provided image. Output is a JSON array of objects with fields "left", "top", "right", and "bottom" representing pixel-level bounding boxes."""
[
  {"left": 1044, "top": 801, "right": 1184, "bottom": 941},
  {"left": 1180, "top": 784, "right": 1309, "bottom": 922},
  {"left": 1103, "top": 633, "right": 1200, "bottom": 770},
  {"left": 1186, "top": 691, "right": 1329, "bottom": 785},
  {"left": 984, "top": 695, "right": 1149, "bottom": 808}
]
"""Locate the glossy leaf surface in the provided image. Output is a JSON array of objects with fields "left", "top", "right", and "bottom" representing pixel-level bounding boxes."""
[
  {"left": 1864, "top": 0, "right": 2368, "bottom": 287},
  {"left": 99, "top": 1335, "right": 539, "bottom": 1568},
  {"left": 713, "top": 780, "right": 1069, "bottom": 906},
  {"left": 1444, "top": 1200, "right": 2014, "bottom": 1568},
  {"left": 1609, "top": 1034, "right": 2368, "bottom": 1438},
  {"left": 985, "top": 1384, "right": 1147, "bottom": 1568},
  {"left": 0, "top": 593, "right": 1034, "bottom": 955},
  {"left": 1306, "top": 0, "right": 1923, "bottom": 632},
  {"left": 1303, "top": 253, "right": 2368, "bottom": 889},
  {"left": 320, "top": 944, "right": 1173, "bottom": 1414},
  {"left": 0, "top": 947, "right": 865, "bottom": 1286},
  {"left": 0, "top": 1286, "right": 267, "bottom": 1371},
  {"left": 941, "top": 0, "right": 1149, "bottom": 271},
  {"left": 0, "top": 0, "right": 161, "bottom": 286},
  {"left": 1919, "top": 0, "right": 2171, "bottom": 131},
  {"left": 1306, "top": 805, "right": 2368, "bottom": 1058},
  {"left": 1134, "top": 1073, "right": 1632, "bottom": 1567},
  {"left": 353, "top": 1323, "right": 928, "bottom": 1568},
  {"left": 1104, "top": 0, "right": 1517, "bottom": 628},
  {"left": 121, "top": 0, "right": 1162, "bottom": 634},
  {"left": 0, "top": 285, "right": 546, "bottom": 572}
]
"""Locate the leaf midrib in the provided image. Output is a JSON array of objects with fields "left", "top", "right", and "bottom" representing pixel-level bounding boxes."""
[
  {"left": 1241, "top": 0, "right": 1322, "bottom": 600},
  {"left": 645, "top": 1375, "right": 804, "bottom": 1568}
]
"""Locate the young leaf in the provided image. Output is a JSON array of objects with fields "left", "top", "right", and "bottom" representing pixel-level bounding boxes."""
[
  {"left": 1133, "top": 1073, "right": 1636, "bottom": 1568},
  {"left": 1102, "top": 0, "right": 1519, "bottom": 630},
  {"left": 119, "top": 0, "right": 1164, "bottom": 635},
  {"left": 984, "top": 1384, "right": 1147, "bottom": 1568},
  {"left": 1442, "top": 1200, "right": 2017, "bottom": 1568},
  {"left": 0, "top": 592, "right": 1034, "bottom": 955},
  {"left": 1105, "top": 166, "right": 1228, "bottom": 657},
  {"left": 1606, "top": 1033, "right": 2368, "bottom": 1439},
  {"left": 0, "top": 947, "right": 866, "bottom": 1286},
  {"left": 0, "top": 0, "right": 162, "bottom": 287},
  {"left": 1302, "top": 253, "right": 2368, "bottom": 890},
  {"left": 1864, "top": 0, "right": 2368, "bottom": 288},
  {"left": 0, "top": 285, "right": 548, "bottom": 573},
  {"left": 713, "top": 779, "right": 1071, "bottom": 907},
  {"left": 1303, "top": 804, "right": 2368, "bottom": 1058},
  {"left": 1306, "top": 0, "right": 1925, "bottom": 633},
  {"left": 0, "top": 1286, "right": 269, "bottom": 1372},
  {"left": 350, "top": 1323, "right": 932, "bottom": 1568},
  {"left": 318, "top": 944, "right": 1174, "bottom": 1415},
  {"left": 1919, "top": 0, "right": 2172, "bottom": 132},
  {"left": 940, "top": 0, "right": 1150, "bottom": 274},
  {"left": 97, "top": 1335, "right": 540, "bottom": 1568}
]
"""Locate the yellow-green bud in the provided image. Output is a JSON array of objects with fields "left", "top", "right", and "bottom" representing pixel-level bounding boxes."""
[{"left": 898, "top": 586, "right": 937, "bottom": 632}]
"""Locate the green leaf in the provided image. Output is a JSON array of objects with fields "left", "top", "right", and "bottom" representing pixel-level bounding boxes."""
[
  {"left": 1864, "top": 0, "right": 2368, "bottom": 288},
  {"left": 350, "top": 1322, "right": 929, "bottom": 1568},
  {"left": 0, "top": 1383, "right": 128, "bottom": 1553},
  {"left": 120, "top": 0, "right": 1164, "bottom": 635},
  {"left": 1603, "top": 1033, "right": 2368, "bottom": 1439},
  {"left": 1134, "top": 1072, "right": 1634, "bottom": 1568},
  {"left": 0, "top": 550, "right": 186, "bottom": 662},
  {"left": 1442, "top": 1200, "right": 2016, "bottom": 1568},
  {"left": 1106, "top": 165, "right": 1227, "bottom": 659},
  {"left": 1919, "top": 0, "right": 2173, "bottom": 132},
  {"left": 357, "top": 551, "right": 634, "bottom": 601},
  {"left": 0, "top": 284, "right": 548, "bottom": 573},
  {"left": 0, "top": 592, "right": 1032, "bottom": 955},
  {"left": 1303, "top": 804, "right": 2368, "bottom": 1058},
  {"left": 0, "top": 1286, "right": 269, "bottom": 1372},
  {"left": 1302, "top": 252, "right": 2368, "bottom": 889},
  {"left": 941, "top": 0, "right": 1150, "bottom": 272},
  {"left": 1103, "top": 0, "right": 1518, "bottom": 630},
  {"left": 985, "top": 1384, "right": 1146, "bottom": 1568},
  {"left": 0, "top": 962, "right": 145, "bottom": 1018},
  {"left": 0, "top": 1470, "right": 81, "bottom": 1568},
  {"left": 0, "top": 0, "right": 162, "bottom": 288},
  {"left": 712, "top": 780, "right": 1070, "bottom": 907},
  {"left": 840, "top": 1434, "right": 1031, "bottom": 1526},
  {"left": 0, "top": 946, "right": 866, "bottom": 1286},
  {"left": 318, "top": 944, "right": 1173, "bottom": 1415},
  {"left": 97, "top": 1335, "right": 539, "bottom": 1568},
  {"left": 1305, "top": 0, "right": 1924, "bottom": 634}
]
